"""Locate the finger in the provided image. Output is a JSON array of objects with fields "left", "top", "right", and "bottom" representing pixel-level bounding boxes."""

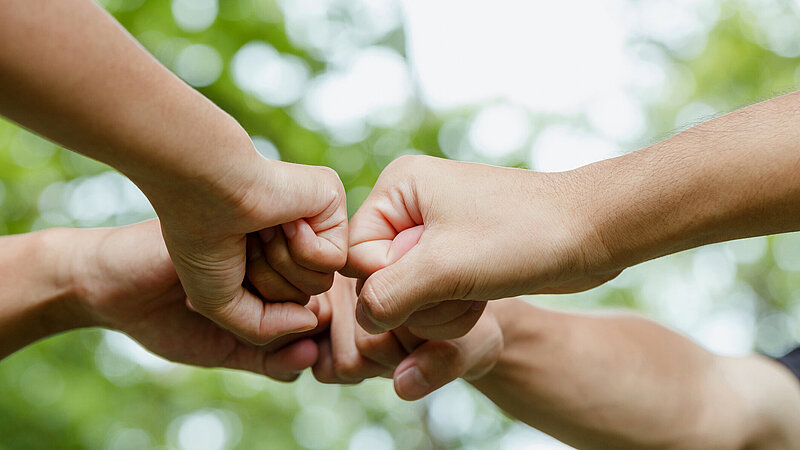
[
  {"left": 341, "top": 167, "right": 424, "bottom": 279},
  {"left": 312, "top": 336, "right": 339, "bottom": 383},
  {"left": 194, "top": 288, "right": 318, "bottom": 346},
  {"left": 394, "top": 311, "right": 503, "bottom": 401},
  {"left": 265, "top": 229, "right": 335, "bottom": 296},
  {"left": 307, "top": 295, "right": 333, "bottom": 332},
  {"left": 313, "top": 335, "right": 388, "bottom": 383},
  {"left": 246, "top": 234, "right": 309, "bottom": 303},
  {"left": 328, "top": 280, "right": 387, "bottom": 382},
  {"left": 354, "top": 324, "right": 408, "bottom": 369},
  {"left": 223, "top": 338, "right": 319, "bottom": 382},
  {"left": 391, "top": 327, "right": 426, "bottom": 354},
  {"left": 260, "top": 295, "right": 333, "bottom": 352},
  {"left": 283, "top": 218, "right": 348, "bottom": 273},
  {"left": 345, "top": 225, "right": 425, "bottom": 279},
  {"left": 404, "top": 300, "right": 473, "bottom": 327},
  {"left": 267, "top": 163, "right": 348, "bottom": 274},
  {"left": 407, "top": 301, "right": 487, "bottom": 340}
]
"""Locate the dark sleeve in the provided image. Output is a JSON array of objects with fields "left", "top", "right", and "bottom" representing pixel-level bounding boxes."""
[{"left": 776, "top": 347, "right": 800, "bottom": 383}]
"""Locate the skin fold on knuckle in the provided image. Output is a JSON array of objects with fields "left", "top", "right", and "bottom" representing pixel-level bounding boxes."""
[
  {"left": 359, "top": 278, "right": 400, "bottom": 329},
  {"left": 332, "top": 351, "right": 367, "bottom": 382}
]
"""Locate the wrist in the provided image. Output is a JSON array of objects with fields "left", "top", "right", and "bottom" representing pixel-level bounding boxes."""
[
  {"left": 530, "top": 169, "right": 619, "bottom": 284},
  {"left": 38, "top": 228, "right": 99, "bottom": 332},
  {"left": 126, "top": 115, "right": 264, "bottom": 222},
  {"left": 568, "top": 139, "right": 739, "bottom": 273},
  {"left": 0, "top": 228, "right": 96, "bottom": 356}
]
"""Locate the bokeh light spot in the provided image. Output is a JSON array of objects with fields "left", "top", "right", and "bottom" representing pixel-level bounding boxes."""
[
  {"left": 172, "top": 0, "right": 218, "bottom": 33},
  {"left": 292, "top": 405, "right": 342, "bottom": 449},
  {"left": 468, "top": 103, "right": 531, "bottom": 159},
  {"left": 174, "top": 44, "right": 223, "bottom": 87},
  {"left": 232, "top": 41, "right": 310, "bottom": 107},
  {"left": 348, "top": 425, "right": 395, "bottom": 450}
]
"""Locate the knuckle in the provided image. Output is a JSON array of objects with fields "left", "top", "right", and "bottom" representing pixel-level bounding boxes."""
[
  {"left": 332, "top": 353, "right": 364, "bottom": 381},
  {"left": 318, "top": 167, "right": 345, "bottom": 193},
  {"left": 389, "top": 154, "right": 429, "bottom": 172},
  {"left": 360, "top": 280, "right": 396, "bottom": 327},
  {"left": 318, "top": 165, "right": 340, "bottom": 181}
]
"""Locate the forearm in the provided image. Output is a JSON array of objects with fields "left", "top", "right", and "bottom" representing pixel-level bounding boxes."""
[
  {"left": 575, "top": 91, "right": 800, "bottom": 273},
  {"left": 0, "top": 0, "right": 258, "bottom": 197},
  {"left": 471, "top": 300, "right": 800, "bottom": 449},
  {"left": 0, "top": 229, "right": 88, "bottom": 359}
]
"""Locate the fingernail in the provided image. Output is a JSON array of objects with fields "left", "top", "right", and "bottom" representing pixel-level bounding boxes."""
[
  {"left": 282, "top": 221, "right": 297, "bottom": 239},
  {"left": 395, "top": 366, "right": 431, "bottom": 400},
  {"left": 356, "top": 301, "right": 386, "bottom": 334}
]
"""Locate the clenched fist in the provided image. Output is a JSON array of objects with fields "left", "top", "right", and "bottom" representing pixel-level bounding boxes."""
[{"left": 345, "top": 155, "right": 619, "bottom": 338}]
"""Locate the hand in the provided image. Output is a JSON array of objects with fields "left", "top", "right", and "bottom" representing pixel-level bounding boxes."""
[
  {"left": 70, "top": 219, "right": 332, "bottom": 381},
  {"left": 345, "top": 155, "right": 619, "bottom": 336},
  {"left": 311, "top": 274, "right": 503, "bottom": 400},
  {"left": 149, "top": 150, "right": 348, "bottom": 346}
]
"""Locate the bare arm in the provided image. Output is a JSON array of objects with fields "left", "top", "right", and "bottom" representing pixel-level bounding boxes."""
[
  {"left": 345, "top": 91, "right": 800, "bottom": 337},
  {"left": 0, "top": 0, "right": 348, "bottom": 344},
  {"left": 307, "top": 282, "right": 800, "bottom": 448},
  {"left": 471, "top": 300, "right": 800, "bottom": 449},
  {"left": 579, "top": 91, "right": 800, "bottom": 274},
  {"left": 0, "top": 231, "right": 84, "bottom": 358},
  {"left": 0, "top": 221, "right": 331, "bottom": 381}
]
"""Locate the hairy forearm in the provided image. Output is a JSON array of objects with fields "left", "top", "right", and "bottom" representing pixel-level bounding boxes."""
[
  {"left": 0, "top": 0, "right": 257, "bottom": 196},
  {"left": 575, "top": 91, "right": 800, "bottom": 273},
  {"left": 0, "top": 230, "right": 88, "bottom": 358},
  {"left": 471, "top": 301, "right": 800, "bottom": 449}
]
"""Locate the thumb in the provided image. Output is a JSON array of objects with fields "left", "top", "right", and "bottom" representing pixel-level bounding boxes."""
[
  {"left": 393, "top": 311, "right": 503, "bottom": 401},
  {"left": 191, "top": 287, "right": 318, "bottom": 346},
  {"left": 355, "top": 239, "right": 455, "bottom": 334}
]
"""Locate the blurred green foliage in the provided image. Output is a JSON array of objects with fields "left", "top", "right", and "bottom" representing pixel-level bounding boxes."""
[{"left": 1, "top": 0, "right": 800, "bottom": 448}]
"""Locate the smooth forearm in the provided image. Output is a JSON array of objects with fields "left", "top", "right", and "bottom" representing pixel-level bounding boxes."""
[
  {"left": 0, "top": 0, "right": 258, "bottom": 197},
  {"left": 470, "top": 301, "right": 797, "bottom": 449},
  {"left": 0, "top": 229, "right": 89, "bottom": 358},
  {"left": 574, "top": 91, "right": 800, "bottom": 273}
]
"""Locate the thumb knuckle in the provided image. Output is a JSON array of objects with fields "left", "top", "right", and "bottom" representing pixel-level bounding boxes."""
[{"left": 361, "top": 276, "right": 403, "bottom": 327}]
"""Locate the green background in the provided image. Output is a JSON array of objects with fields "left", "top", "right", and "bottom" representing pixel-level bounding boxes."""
[{"left": 1, "top": 0, "right": 800, "bottom": 448}]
